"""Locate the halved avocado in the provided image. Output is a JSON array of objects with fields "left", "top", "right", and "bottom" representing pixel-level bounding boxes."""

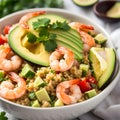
[
  {"left": 73, "top": 0, "right": 98, "bottom": 7},
  {"left": 8, "top": 26, "right": 50, "bottom": 66}
]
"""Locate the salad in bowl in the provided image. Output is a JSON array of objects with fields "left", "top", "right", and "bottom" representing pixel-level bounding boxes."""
[{"left": 0, "top": 8, "right": 119, "bottom": 120}]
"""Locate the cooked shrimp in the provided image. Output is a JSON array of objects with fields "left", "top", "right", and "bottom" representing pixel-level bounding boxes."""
[
  {"left": 69, "top": 22, "right": 94, "bottom": 33},
  {"left": 56, "top": 79, "right": 82, "bottom": 105},
  {"left": 0, "top": 72, "right": 26, "bottom": 100},
  {"left": 69, "top": 22, "right": 96, "bottom": 51},
  {"left": 49, "top": 46, "right": 74, "bottom": 72},
  {"left": 0, "top": 44, "right": 22, "bottom": 71},
  {"left": 19, "top": 11, "right": 46, "bottom": 29}
]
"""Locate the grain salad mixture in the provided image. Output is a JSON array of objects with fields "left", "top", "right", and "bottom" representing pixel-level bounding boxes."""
[{"left": 0, "top": 11, "right": 115, "bottom": 108}]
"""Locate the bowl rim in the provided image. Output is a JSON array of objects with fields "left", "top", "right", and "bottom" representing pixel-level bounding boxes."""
[{"left": 0, "top": 8, "right": 120, "bottom": 111}]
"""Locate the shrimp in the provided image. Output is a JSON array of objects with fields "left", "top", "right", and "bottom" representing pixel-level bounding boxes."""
[
  {"left": 69, "top": 22, "right": 94, "bottom": 33},
  {"left": 0, "top": 72, "right": 26, "bottom": 100},
  {"left": 19, "top": 11, "right": 46, "bottom": 29},
  {"left": 0, "top": 44, "right": 22, "bottom": 71},
  {"left": 56, "top": 79, "right": 82, "bottom": 105},
  {"left": 69, "top": 22, "right": 96, "bottom": 51},
  {"left": 49, "top": 46, "right": 74, "bottom": 72}
]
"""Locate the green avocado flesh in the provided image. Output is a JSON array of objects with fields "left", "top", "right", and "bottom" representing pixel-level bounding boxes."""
[
  {"left": 8, "top": 14, "right": 83, "bottom": 66},
  {"left": 8, "top": 26, "right": 50, "bottom": 66},
  {"left": 89, "top": 48, "right": 116, "bottom": 89},
  {"left": 73, "top": 0, "right": 98, "bottom": 7},
  {"left": 106, "top": 2, "right": 120, "bottom": 18}
]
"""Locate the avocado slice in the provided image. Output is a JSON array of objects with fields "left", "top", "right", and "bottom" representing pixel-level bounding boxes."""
[
  {"left": 73, "top": 0, "right": 98, "bottom": 7},
  {"left": 89, "top": 47, "right": 116, "bottom": 89},
  {"left": 28, "top": 14, "right": 84, "bottom": 61},
  {"left": 98, "top": 48, "right": 116, "bottom": 89}
]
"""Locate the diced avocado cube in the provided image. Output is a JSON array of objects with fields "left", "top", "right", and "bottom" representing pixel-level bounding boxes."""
[
  {"left": 35, "top": 88, "right": 51, "bottom": 102},
  {"left": 34, "top": 76, "right": 44, "bottom": 88},
  {"left": 32, "top": 100, "right": 40, "bottom": 107},
  {"left": 85, "top": 89, "right": 97, "bottom": 99},
  {"left": 80, "top": 64, "right": 89, "bottom": 76},
  {"left": 20, "top": 64, "right": 35, "bottom": 78},
  {"left": 54, "top": 99, "right": 64, "bottom": 107},
  {"left": 94, "top": 33, "right": 107, "bottom": 44}
]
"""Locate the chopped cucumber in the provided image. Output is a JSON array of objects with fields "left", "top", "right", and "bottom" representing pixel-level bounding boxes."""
[
  {"left": 54, "top": 99, "right": 64, "bottom": 107},
  {"left": 94, "top": 33, "right": 107, "bottom": 44},
  {"left": 80, "top": 64, "right": 89, "bottom": 76},
  {"left": 0, "top": 70, "right": 5, "bottom": 81},
  {"left": 35, "top": 88, "right": 51, "bottom": 102},
  {"left": 34, "top": 76, "right": 44, "bottom": 88},
  {"left": 31, "top": 100, "right": 40, "bottom": 107},
  {"left": 20, "top": 64, "right": 35, "bottom": 78},
  {"left": 85, "top": 89, "right": 97, "bottom": 99}
]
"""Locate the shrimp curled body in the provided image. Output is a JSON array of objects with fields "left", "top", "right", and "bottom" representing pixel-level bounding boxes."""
[
  {"left": 0, "top": 45, "right": 22, "bottom": 71},
  {"left": 50, "top": 46, "right": 74, "bottom": 72},
  {"left": 69, "top": 22, "right": 96, "bottom": 52},
  {"left": 0, "top": 72, "right": 26, "bottom": 100},
  {"left": 56, "top": 79, "right": 82, "bottom": 105}
]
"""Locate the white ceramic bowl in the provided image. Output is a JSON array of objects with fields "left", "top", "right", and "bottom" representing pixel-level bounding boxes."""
[{"left": 0, "top": 8, "right": 120, "bottom": 120}]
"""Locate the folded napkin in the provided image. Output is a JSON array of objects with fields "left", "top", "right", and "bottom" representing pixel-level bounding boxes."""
[{"left": 78, "top": 28, "right": 120, "bottom": 120}]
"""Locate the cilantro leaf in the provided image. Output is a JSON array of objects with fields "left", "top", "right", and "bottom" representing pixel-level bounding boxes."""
[
  {"left": 43, "top": 39, "right": 57, "bottom": 52},
  {"left": 27, "top": 33, "right": 37, "bottom": 43},
  {"left": 32, "top": 18, "right": 50, "bottom": 30},
  {"left": 50, "top": 21, "right": 70, "bottom": 30},
  {"left": 0, "top": 111, "right": 8, "bottom": 120}
]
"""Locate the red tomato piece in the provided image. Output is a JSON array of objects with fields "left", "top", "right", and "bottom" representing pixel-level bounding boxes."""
[
  {"left": 3, "top": 25, "right": 11, "bottom": 34},
  {"left": 86, "top": 76, "right": 97, "bottom": 84},
  {"left": 0, "top": 34, "right": 7, "bottom": 45},
  {"left": 78, "top": 78, "right": 92, "bottom": 93}
]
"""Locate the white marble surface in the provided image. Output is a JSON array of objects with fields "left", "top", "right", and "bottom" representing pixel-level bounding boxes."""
[{"left": 0, "top": 0, "right": 120, "bottom": 120}]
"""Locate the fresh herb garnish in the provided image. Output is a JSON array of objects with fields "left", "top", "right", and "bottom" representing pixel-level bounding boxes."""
[
  {"left": 0, "top": 111, "right": 8, "bottom": 120},
  {"left": 27, "top": 18, "right": 70, "bottom": 52},
  {"left": 33, "top": 18, "right": 50, "bottom": 30},
  {"left": 50, "top": 21, "right": 70, "bottom": 30},
  {"left": 27, "top": 33, "right": 37, "bottom": 43}
]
